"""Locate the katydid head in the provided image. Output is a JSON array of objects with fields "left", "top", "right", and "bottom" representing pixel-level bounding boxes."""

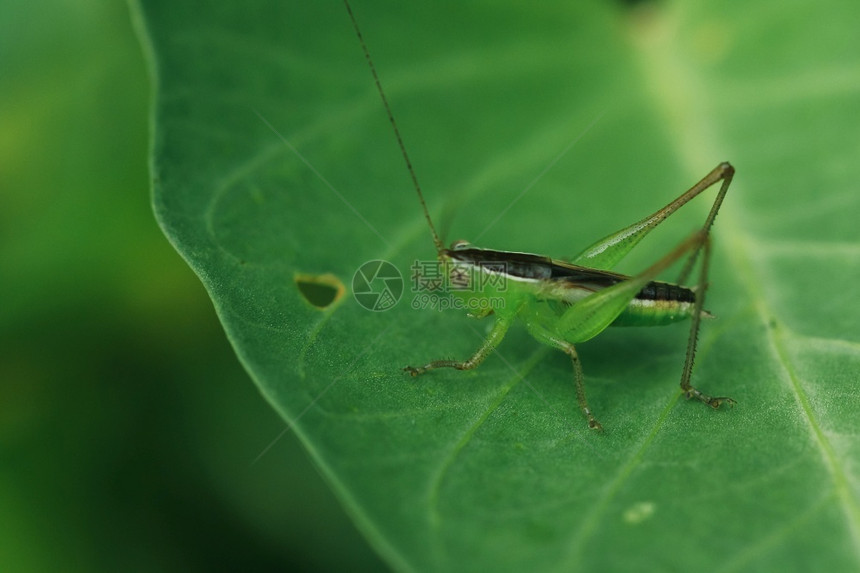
[{"left": 439, "top": 240, "right": 475, "bottom": 265}]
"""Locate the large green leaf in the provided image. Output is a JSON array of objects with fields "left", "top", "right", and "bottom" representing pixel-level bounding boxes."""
[{"left": 133, "top": 0, "right": 860, "bottom": 569}]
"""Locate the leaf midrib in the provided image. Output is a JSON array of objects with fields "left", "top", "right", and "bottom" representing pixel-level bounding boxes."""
[{"left": 629, "top": 3, "right": 860, "bottom": 561}]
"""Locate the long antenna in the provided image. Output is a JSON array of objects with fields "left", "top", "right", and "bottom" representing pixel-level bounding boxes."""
[{"left": 343, "top": 0, "right": 445, "bottom": 255}]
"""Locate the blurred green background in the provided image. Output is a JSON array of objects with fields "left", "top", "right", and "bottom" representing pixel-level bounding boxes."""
[{"left": 0, "top": 0, "right": 383, "bottom": 570}]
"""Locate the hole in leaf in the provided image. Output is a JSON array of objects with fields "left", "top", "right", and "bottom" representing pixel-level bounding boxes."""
[{"left": 295, "top": 273, "right": 345, "bottom": 309}]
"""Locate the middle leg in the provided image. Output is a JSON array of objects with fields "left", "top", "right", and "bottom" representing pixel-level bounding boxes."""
[{"left": 524, "top": 320, "right": 602, "bottom": 430}]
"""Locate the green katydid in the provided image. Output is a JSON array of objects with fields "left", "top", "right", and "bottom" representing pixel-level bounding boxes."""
[{"left": 344, "top": 1, "right": 736, "bottom": 430}]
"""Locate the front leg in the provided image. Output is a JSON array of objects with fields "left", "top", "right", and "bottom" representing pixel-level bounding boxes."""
[{"left": 404, "top": 312, "right": 514, "bottom": 376}]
